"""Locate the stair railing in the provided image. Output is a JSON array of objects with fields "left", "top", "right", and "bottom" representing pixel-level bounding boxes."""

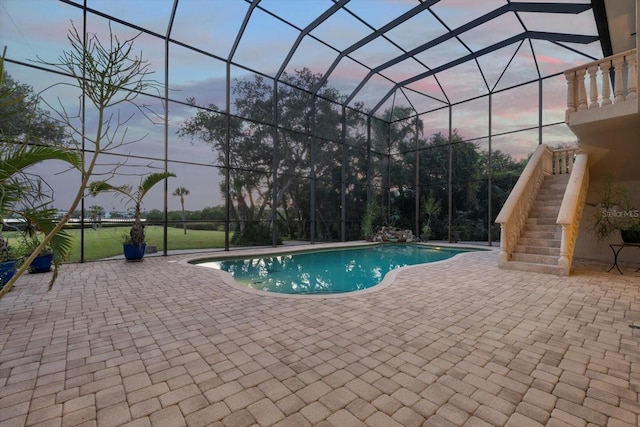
[
  {"left": 564, "top": 48, "right": 637, "bottom": 120},
  {"left": 496, "top": 144, "right": 553, "bottom": 266},
  {"left": 552, "top": 147, "right": 580, "bottom": 175},
  {"left": 556, "top": 153, "right": 589, "bottom": 275}
]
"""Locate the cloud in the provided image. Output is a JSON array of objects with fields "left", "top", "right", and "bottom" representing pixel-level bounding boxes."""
[{"left": 2, "top": 0, "right": 599, "bottom": 213}]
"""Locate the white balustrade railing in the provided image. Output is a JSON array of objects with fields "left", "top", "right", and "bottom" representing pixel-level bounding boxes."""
[
  {"left": 565, "top": 49, "right": 637, "bottom": 116},
  {"left": 496, "top": 145, "right": 586, "bottom": 272},
  {"left": 556, "top": 154, "right": 589, "bottom": 276},
  {"left": 552, "top": 147, "right": 580, "bottom": 175},
  {"left": 496, "top": 144, "right": 552, "bottom": 266}
]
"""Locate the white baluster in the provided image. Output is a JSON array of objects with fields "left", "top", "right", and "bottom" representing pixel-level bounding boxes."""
[
  {"left": 576, "top": 69, "right": 588, "bottom": 110},
  {"left": 568, "top": 150, "right": 575, "bottom": 174},
  {"left": 556, "top": 152, "right": 562, "bottom": 174},
  {"left": 612, "top": 57, "right": 625, "bottom": 103},
  {"left": 588, "top": 64, "right": 599, "bottom": 108},
  {"left": 558, "top": 151, "right": 564, "bottom": 175},
  {"left": 626, "top": 54, "right": 637, "bottom": 100},
  {"left": 600, "top": 60, "right": 612, "bottom": 105},
  {"left": 565, "top": 71, "right": 576, "bottom": 114},
  {"left": 558, "top": 225, "right": 569, "bottom": 273}
]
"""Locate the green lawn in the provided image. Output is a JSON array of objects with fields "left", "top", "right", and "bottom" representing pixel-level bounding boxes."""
[{"left": 65, "top": 226, "right": 228, "bottom": 261}]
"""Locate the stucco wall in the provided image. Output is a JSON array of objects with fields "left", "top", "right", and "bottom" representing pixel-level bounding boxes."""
[{"left": 574, "top": 176, "right": 640, "bottom": 268}]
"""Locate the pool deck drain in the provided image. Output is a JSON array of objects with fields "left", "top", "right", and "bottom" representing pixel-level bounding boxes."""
[{"left": 1, "top": 245, "right": 639, "bottom": 426}]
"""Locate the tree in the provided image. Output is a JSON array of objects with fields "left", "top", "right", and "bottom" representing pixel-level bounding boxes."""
[
  {"left": 0, "top": 63, "right": 66, "bottom": 145},
  {"left": 172, "top": 187, "right": 190, "bottom": 234},
  {"left": 1, "top": 48, "right": 80, "bottom": 295},
  {"left": 1, "top": 22, "right": 164, "bottom": 298},
  {"left": 370, "top": 107, "right": 424, "bottom": 228},
  {"left": 88, "top": 205, "right": 104, "bottom": 230},
  {"left": 178, "top": 68, "right": 349, "bottom": 240},
  {"left": 90, "top": 172, "right": 176, "bottom": 245}
]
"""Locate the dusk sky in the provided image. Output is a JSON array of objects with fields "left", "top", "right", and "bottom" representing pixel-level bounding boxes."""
[{"left": 0, "top": 0, "right": 603, "bottom": 212}]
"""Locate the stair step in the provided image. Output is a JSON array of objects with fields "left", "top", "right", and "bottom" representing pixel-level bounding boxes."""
[
  {"left": 545, "top": 174, "right": 571, "bottom": 181},
  {"left": 534, "top": 203, "right": 563, "bottom": 209},
  {"left": 529, "top": 211, "right": 561, "bottom": 219},
  {"left": 501, "top": 261, "right": 567, "bottom": 275},
  {"left": 521, "top": 230, "right": 562, "bottom": 240},
  {"left": 532, "top": 198, "right": 562, "bottom": 205},
  {"left": 518, "top": 237, "right": 561, "bottom": 247},
  {"left": 541, "top": 181, "right": 570, "bottom": 188},
  {"left": 515, "top": 245, "right": 561, "bottom": 256},
  {"left": 499, "top": 173, "right": 573, "bottom": 276},
  {"left": 540, "top": 181, "right": 570, "bottom": 188},
  {"left": 511, "top": 252, "right": 559, "bottom": 265},
  {"left": 543, "top": 175, "right": 571, "bottom": 183},
  {"left": 523, "top": 224, "right": 561, "bottom": 233},
  {"left": 526, "top": 217, "right": 558, "bottom": 225},
  {"left": 532, "top": 197, "right": 562, "bottom": 204}
]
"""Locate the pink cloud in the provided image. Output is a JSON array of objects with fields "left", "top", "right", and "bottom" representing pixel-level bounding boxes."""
[{"left": 535, "top": 54, "right": 566, "bottom": 65}]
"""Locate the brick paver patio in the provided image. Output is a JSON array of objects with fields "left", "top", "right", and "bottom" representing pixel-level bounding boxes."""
[{"left": 1, "top": 244, "right": 638, "bottom": 426}]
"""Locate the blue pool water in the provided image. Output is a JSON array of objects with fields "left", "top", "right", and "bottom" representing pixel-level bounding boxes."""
[{"left": 195, "top": 244, "right": 475, "bottom": 295}]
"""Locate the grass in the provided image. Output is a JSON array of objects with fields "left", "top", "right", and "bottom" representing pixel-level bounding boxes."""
[
  {"left": 66, "top": 226, "right": 228, "bottom": 261},
  {"left": 29, "top": 226, "right": 228, "bottom": 262}
]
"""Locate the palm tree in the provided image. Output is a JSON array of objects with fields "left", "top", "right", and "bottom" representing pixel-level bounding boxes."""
[
  {"left": 1, "top": 48, "right": 80, "bottom": 295},
  {"left": 89, "top": 172, "right": 176, "bottom": 246},
  {"left": 88, "top": 205, "right": 104, "bottom": 230},
  {"left": 2, "top": 23, "right": 165, "bottom": 296},
  {"left": 172, "top": 187, "right": 190, "bottom": 235}
]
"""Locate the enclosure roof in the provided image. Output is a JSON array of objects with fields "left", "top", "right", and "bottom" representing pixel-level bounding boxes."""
[
  {"left": 1, "top": 0, "right": 621, "bottom": 120},
  {"left": 190, "top": 0, "right": 608, "bottom": 118}
]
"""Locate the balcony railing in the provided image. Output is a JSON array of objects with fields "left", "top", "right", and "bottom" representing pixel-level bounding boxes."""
[{"left": 564, "top": 48, "right": 637, "bottom": 119}]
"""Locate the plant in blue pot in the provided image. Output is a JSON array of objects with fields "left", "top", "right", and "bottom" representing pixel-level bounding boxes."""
[
  {"left": 90, "top": 172, "right": 176, "bottom": 261},
  {"left": 0, "top": 236, "right": 21, "bottom": 288},
  {"left": 17, "top": 237, "right": 53, "bottom": 274}
]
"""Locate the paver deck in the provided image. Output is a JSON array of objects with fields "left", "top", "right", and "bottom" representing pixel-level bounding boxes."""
[{"left": 1, "top": 244, "right": 639, "bottom": 426}]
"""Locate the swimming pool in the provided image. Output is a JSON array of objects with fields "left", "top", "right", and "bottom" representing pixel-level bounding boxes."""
[{"left": 194, "top": 244, "right": 475, "bottom": 295}]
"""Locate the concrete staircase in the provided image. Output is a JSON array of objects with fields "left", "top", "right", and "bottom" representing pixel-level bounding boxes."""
[{"left": 501, "top": 174, "right": 569, "bottom": 275}]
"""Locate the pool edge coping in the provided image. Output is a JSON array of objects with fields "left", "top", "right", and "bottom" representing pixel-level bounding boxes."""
[{"left": 179, "top": 242, "right": 497, "bottom": 299}]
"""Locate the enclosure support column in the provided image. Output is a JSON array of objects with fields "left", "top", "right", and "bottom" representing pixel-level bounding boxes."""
[
  {"left": 310, "top": 101, "right": 317, "bottom": 244},
  {"left": 366, "top": 117, "right": 372, "bottom": 205},
  {"left": 272, "top": 83, "right": 279, "bottom": 247},
  {"left": 162, "top": 1, "right": 178, "bottom": 257},
  {"left": 414, "top": 116, "right": 420, "bottom": 238},
  {"left": 488, "top": 93, "right": 493, "bottom": 247},
  {"left": 341, "top": 106, "right": 347, "bottom": 242},
  {"left": 386, "top": 122, "right": 391, "bottom": 225},
  {"left": 448, "top": 105, "right": 453, "bottom": 243},
  {"left": 539, "top": 79, "right": 543, "bottom": 145},
  {"left": 80, "top": 3, "right": 87, "bottom": 262},
  {"left": 225, "top": 2, "right": 258, "bottom": 250},
  {"left": 224, "top": 53, "right": 233, "bottom": 252}
]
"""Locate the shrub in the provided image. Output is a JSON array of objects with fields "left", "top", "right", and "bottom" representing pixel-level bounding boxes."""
[
  {"left": 231, "top": 222, "right": 282, "bottom": 246},
  {"left": 171, "top": 222, "right": 224, "bottom": 231}
]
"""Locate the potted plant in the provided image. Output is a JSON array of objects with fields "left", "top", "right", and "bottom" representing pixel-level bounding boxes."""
[
  {"left": 90, "top": 172, "right": 176, "bottom": 261},
  {"left": 0, "top": 48, "right": 81, "bottom": 296},
  {"left": 421, "top": 195, "right": 441, "bottom": 242},
  {"left": 589, "top": 172, "right": 640, "bottom": 243},
  {"left": 0, "top": 235, "right": 21, "bottom": 288},
  {"left": 15, "top": 236, "right": 53, "bottom": 274},
  {"left": 1, "top": 23, "right": 165, "bottom": 299},
  {"left": 420, "top": 224, "right": 432, "bottom": 242}
]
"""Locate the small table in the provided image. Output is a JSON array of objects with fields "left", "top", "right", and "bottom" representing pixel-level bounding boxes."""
[{"left": 608, "top": 243, "right": 640, "bottom": 274}]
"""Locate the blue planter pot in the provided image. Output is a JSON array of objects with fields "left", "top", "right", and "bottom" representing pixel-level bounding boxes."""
[
  {"left": 123, "top": 243, "right": 146, "bottom": 261},
  {"left": 29, "top": 253, "right": 53, "bottom": 273},
  {"left": 1, "top": 260, "right": 19, "bottom": 287}
]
